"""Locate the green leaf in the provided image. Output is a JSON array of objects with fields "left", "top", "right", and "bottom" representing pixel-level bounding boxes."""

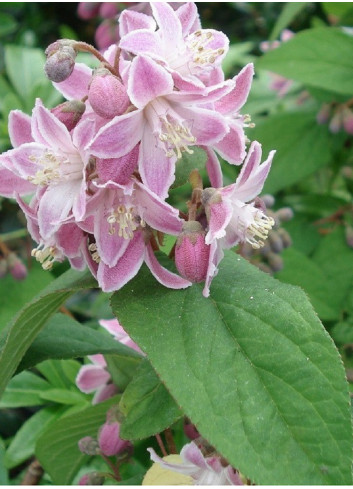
[
  {"left": 36, "top": 359, "right": 74, "bottom": 389},
  {"left": 0, "top": 438, "right": 8, "bottom": 485},
  {"left": 5, "top": 406, "right": 65, "bottom": 469},
  {"left": 0, "top": 268, "right": 97, "bottom": 400},
  {"left": 257, "top": 27, "right": 353, "bottom": 96},
  {"left": 105, "top": 354, "right": 141, "bottom": 391},
  {"left": 172, "top": 147, "right": 207, "bottom": 189},
  {"left": 0, "top": 371, "right": 51, "bottom": 408},
  {"left": 39, "top": 388, "right": 87, "bottom": 405},
  {"left": 0, "top": 12, "right": 17, "bottom": 36},
  {"left": 269, "top": 3, "right": 307, "bottom": 41},
  {"left": 251, "top": 112, "right": 333, "bottom": 194},
  {"left": 36, "top": 396, "right": 120, "bottom": 485},
  {"left": 111, "top": 252, "right": 352, "bottom": 485},
  {"left": 322, "top": 2, "right": 353, "bottom": 18},
  {"left": 18, "top": 313, "right": 142, "bottom": 373},
  {"left": 119, "top": 359, "right": 182, "bottom": 440},
  {"left": 0, "top": 262, "right": 53, "bottom": 332}
]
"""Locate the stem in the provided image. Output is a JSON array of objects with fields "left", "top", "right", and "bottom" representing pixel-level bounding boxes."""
[
  {"left": 74, "top": 41, "right": 118, "bottom": 76},
  {"left": 314, "top": 204, "right": 352, "bottom": 226},
  {"left": 21, "top": 459, "right": 44, "bottom": 485},
  {"left": 0, "top": 238, "right": 10, "bottom": 257},
  {"left": 101, "top": 454, "right": 121, "bottom": 482},
  {"left": 164, "top": 428, "right": 177, "bottom": 454},
  {"left": 155, "top": 434, "right": 168, "bottom": 457},
  {"left": 0, "top": 228, "right": 28, "bottom": 242}
]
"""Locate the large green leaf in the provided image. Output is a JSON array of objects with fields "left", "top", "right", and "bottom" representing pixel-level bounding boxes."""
[
  {"left": 111, "top": 252, "right": 352, "bottom": 485},
  {"left": 5, "top": 406, "right": 65, "bottom": 469},
  {"left": 257, "top": 27, "right": 353, "bottom": 96},
  {"left": 251, "top": 112, "right": 333, "bottom": 194},
  {"left": 0, "top": 371, "right": 51, "bottom": 408},
  {"left": 119, "top": 359, "right": 182, "bottom": 440},
  {"left": 0, "top": 269, "right": 97, "bottom": 399},
  {"left": 17, "top": 313, "right": 142, "bottom": 373},
  {"left": 36, "top": 396, "right": 120, "bottom": 485}
]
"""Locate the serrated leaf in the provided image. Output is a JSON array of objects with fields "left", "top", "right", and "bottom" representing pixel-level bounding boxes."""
[
  {"left": 17, "top": 313, "right": 142, "bottom": 373},
  {"left": 5, "top": 406, "right": 66, "bottom": 469},
  {"left": 0, "top": 371, "right": 51, "bottom": 408},
  {"left": 36, "top": 396, "right": 120, "bottom": 485},
  {"left": 0, "top": 269, "right": 97, "bottom": 400},
  {"left": 111, "top": 252, "right": 352, "bottom": 485},
  {"left": 119, "top": 359, "right": 182, "bottom": 440},
  {"left": 257, "top": 27, "right": 353, "bottom": 96},
  {"left": 251, "top": 112, "right": 333, "bottom": 194}
]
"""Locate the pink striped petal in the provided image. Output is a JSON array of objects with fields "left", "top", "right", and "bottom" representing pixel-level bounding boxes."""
[
  {"left": 1, "top": 142, "right": 44, "bottom": 179},
  {"left": 0, "top": 165, "right": 35, "bottom": 197},
  {"left": 97, "top": 230, "right": 145, "bottom": 292},
  {"left": 53, "top": 63, "right": 92, "bottom": 101},
  {"left": 203, "top": 241, "right": 223, "bottom": 298},
  {"left": 96, "top": 145, "right": 139, "bottom": 185},
  {"left": 151, "top": 2, "right": 182, "bottom": 50},
  {"left": 204, "top": 148, "right": 223, "bottom": 188},
  {"left": 128, "top": 56, "right": 174, "bottom": 108},
  {"left": 119, "top": 9, "right": 156, "bottom": 37},
  {"left": 89, "top": 109, "right": 143, "bottom": 158},
  {"left": 92, "top": 383, "right": 118, "bottom": 405},
  {"left": 31, "top": 100, "right": 74, "bottom": 153},
  {"left": 215, "top": 63, "right": 254, "bottom": 115},
  {"left": 76, "top": 364, "right": 110, "bottom": 393},
  {"left": 119, "top": 29, "right": 162, "bottom": 60},
  {"left": 176, "top": 2, "right": 199, "bottom": 36},
  {"left": 145, "top": 243, "right": 192, "bottom": 289},
  {"left": 213, "top": 121, "right": 246, "bottom": 165},
  {"left": 176, "top": 106, "right": 228, "bottom": 146},
  {"left": 205, "top": 199, "right": 233, "bottom": 244},
  {"left": 8, "top": 110, "right": 33, "bottom": 147}
]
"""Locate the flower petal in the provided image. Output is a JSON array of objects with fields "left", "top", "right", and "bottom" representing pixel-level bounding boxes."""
[
  {"left": 176, "top": 106, "right": 228, "bottom": 146},
  {"left": 89, "top": 110, "right": 143, "bottom": 158},
  {"left": 215, "top": 63, "right": 254, "bottom": 115},
  {"left": 151, "top": 2, "right": 183, "bottom": 51},
  {"left": 128, "top": 56, "right": 174, "bottom": 109},
  {"left": 31, "top": 99, "right": 75, "bottom": 153},
  {"left": 203, "top": 241, "right": 223, "bottom": 298},
  {"left": 92, "top": 383, "right": 118, "bottom": 405},
  {"left": 205, "top": 198, "right": 233, "bottom": 244},
  {"left": 76, "top": 364, "right": 110, "bottom": 393},
  {"left": 0, "top": 165, "right": 35, "bottom": 197},
  {"left": 213, "top": 120, "right": 246, "bottom": 165},
  {"left": 145, "top": 243, "right": 192, "bottom": 289},
  {"left": 119, "top": 9, "right": 156, "bottom": 37},
  {"left": 175, "top": 2, "right": 199, "bottom": 36},
  {"left": 204, "top": 148, "right": 223, "bottom": 188},
  {"left": 8, "top": 110, "right": 33, "bottom": 147},
  {"left": 120, "top": 29, "right": 163, "bottom": 60},
  {"left": 96, "top": 145, "right": 139, "bottom": 185},
  {"left": 97, "top": 230, "right": 145, "bottom": 292},
  {"left": 53, "top": 62, "right": 92, "bottom": 101}
]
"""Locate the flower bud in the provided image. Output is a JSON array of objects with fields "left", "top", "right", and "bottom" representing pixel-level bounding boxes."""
[
  {"left": 78, "top": 436, "right": 99, "bottom": 455},
  {"left": 316, "top": 103, "right": 331, "bottom": 125},
  {"left": 78, "top": 472, "right": 105, "bottom": 485},
  {"left": 51, "top": 100, "right": 86, "bottom": 131},
  {"left": 175, "top": 221, "right": 210, "bottom": 283},
  {"left": 95, "top": 20, "right": 119, "bottom": 50},
  {"left": 329, "top": 110, "right": 343, "bottom": 134},
  {"left": 99, "top": 2, "right": 119, "bottom": 19},
  {"left": 88, "top": 68, "right": 130, "bottom": 119},
  {"left": 184, "top": 420, "right": 200, "bottom": 440},
  {"left": 342, "top": 108, "right": 353, "bottom": 135},
  {"left": 7, "top": 252, "right": 27, "bottom": 280},
  {"left": 257, "top": 262, "right": 272, "bottom": 274},
  {"left": 277, "top": 228, "right": 292, "bottom": 248},
  {"left": 268, "top": 231, "right": 283, "bottom": 253},
  {"left": 345, "top": 226, "right": 353, "bottom": 249},
  {"left": 0, "top": 258, "right": 8, "bottom": 278},
  {"left": 275, "top": 207, "right": 294, "bottom": 223},
  {"left": 267, "top": 252, "right": 284, "bottom": 272},
  {"left": 98, "top": 419, "right": 130, "bottom": 456},
  {"left": 77, "top": 2, "right": 100, "bottom": 20},
  {"left": 261, "top": 194, "right": 275, "bottom": 208},
  {"left": 44, "top": 40, "right": 77, "bottom": 83}
]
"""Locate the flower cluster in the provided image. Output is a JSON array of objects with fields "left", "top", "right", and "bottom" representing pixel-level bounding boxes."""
[{"left": 0, "top": 2, "right": 275, "bottom": 297}]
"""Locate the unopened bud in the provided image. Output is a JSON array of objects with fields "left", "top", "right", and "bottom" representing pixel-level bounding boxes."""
[
  {"left": 77, "top": 2, "right": 100, "bottom": 20},
  {"left": 175, "top": 221, "right": 210, "bottom": 283},
  {"left": 277, "top": 228, "right": 292, "bottom": 248},
  {"left": 329, "top": 110, "right": 343, "bottom": 134},
  {"left": 275, "top": 207, "right": 294, "bottom": 223},
  {"left": 44, "top": 40, "right": 77, "bottom": 83},
  {"left": 184, "top": 421, "right": 199, "bottom": 440},
  {"left": 267, "top": 252, "right": 284, "bottom": 272},
  {"left": 78, "top": 436, "right": 99, "bottom": 455},
  {"left": 257, "top": 262, "right": 272, "bottom": 274},
  {"left": 7, "top": 252, "right": 27, "bottom": 280},
  {"left": 268, "top": 231, "right": 283, "bottom": 253},
  {"left": 316, "top": 103, "right": 331, "bottom": 125},
  {"left": 99, "top": 2, "right": 119, "bottom": 18},
  {"left": 95, "top": 19, "right": 119, "bottom": 50},
  {"left": 79, "top": 472, "right": 105, "bottom": 485},
  {"left": 261, "top": 194, "right": 275, "bottom": 208},
  {"left": 98, "top": 416, "right": 130, "bottom": 456},
  {"left": 0, "top": 258, "right": 8, "bottom": 278},
  {"left": 88, "top": 68, "right": 130, "bottom": 119},
  {"left": 342, "top": 108, "right": 353, "bottom": 135},
  {"left": 345, "top": 226, "right": 353, "bottom": 249},
  {"left": 51, "top": 100, "right": 86, "bottom": 131}
]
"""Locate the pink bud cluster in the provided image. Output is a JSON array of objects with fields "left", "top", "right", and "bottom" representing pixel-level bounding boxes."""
[
  {"left": 317, "top": 103, "right": 353, "bottom": 135},
  {"left": 0, "top": 2, "right": 276, "bottom": 298}
]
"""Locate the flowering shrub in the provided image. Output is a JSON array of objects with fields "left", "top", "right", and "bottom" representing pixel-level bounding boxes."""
[{"left": 0, "top": 2, "right": 352, "bottom": 486}]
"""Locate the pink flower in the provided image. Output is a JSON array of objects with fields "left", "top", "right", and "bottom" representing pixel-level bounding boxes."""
[
  {"left": 148, "top": 442, "right": 243, "bottom": 485},
  {"left": 76, "top": 318, "right": 141, "bottom": 404},
  {"left": 119, "top": 3, "right": 227, "bottom": 90},
  {"left": 0, "top": 99, "right": 96, "bottom": 241},
  {"left": 202, "top": 141, "right": 275, "bottom": 297}
]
